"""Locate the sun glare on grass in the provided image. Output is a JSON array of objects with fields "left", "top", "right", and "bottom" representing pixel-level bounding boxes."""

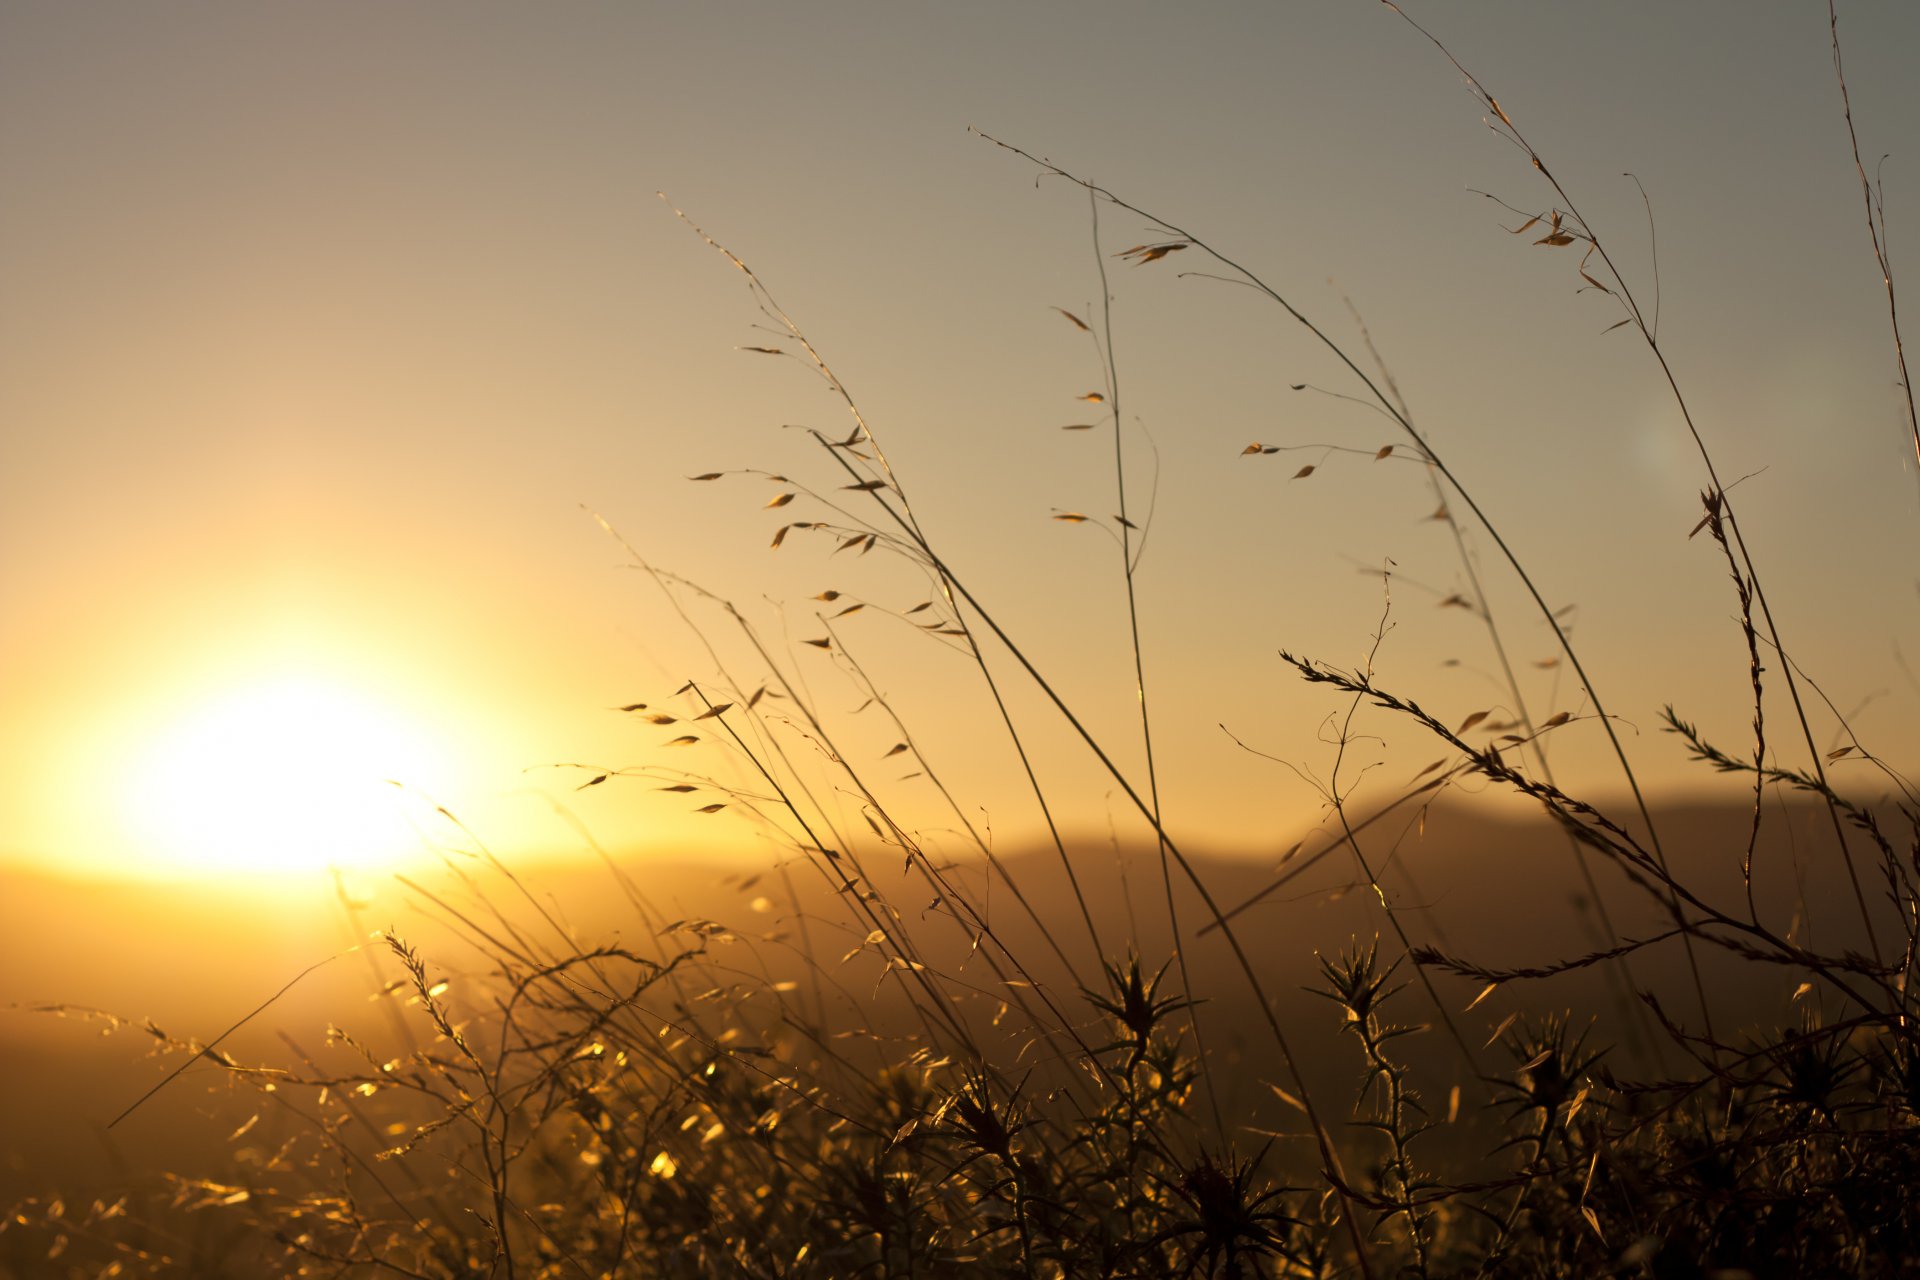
[{"left": 118, "top": 675, "right": 453, "bottom": 876}]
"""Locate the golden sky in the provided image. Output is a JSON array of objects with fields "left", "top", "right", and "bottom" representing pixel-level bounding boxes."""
[{"left": 3, "top": 2, "right": 1917, "bottom": 881}]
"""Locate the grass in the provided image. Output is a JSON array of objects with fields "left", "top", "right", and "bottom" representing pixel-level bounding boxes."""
[{"left": 7, "top": 4, "right": 1920, "bottom": 1277}]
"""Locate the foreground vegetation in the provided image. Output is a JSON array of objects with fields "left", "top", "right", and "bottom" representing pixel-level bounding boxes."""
[{"left": 9, "top": 5, "right": 1920, "bottom": 1277}]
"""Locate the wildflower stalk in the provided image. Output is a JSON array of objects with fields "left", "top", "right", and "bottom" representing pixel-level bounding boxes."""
[{"left": 1315, "top": 944, "right": 1434, "bottom": 1278}]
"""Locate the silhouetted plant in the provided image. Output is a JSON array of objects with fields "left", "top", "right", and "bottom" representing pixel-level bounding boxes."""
[{"left": 11, "top": 7, "right": 1920, "bottom": 1280}]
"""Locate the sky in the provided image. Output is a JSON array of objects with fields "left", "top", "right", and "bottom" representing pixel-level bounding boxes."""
[{"left": 3, "top": 1, "right": 1917, "bottom": 882}]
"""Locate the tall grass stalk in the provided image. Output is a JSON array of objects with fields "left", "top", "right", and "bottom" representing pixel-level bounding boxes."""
[{"left": 11, "top": 9, "right": 1920, "bottom": 1280}]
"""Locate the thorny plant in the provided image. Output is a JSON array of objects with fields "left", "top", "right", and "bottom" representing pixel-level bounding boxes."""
[
  {"left": 11, "top": 5, "right": 1920, "bottom": 1278},
  {"left": 1310, "top": 943, "right": 1438, "bottom": 1277}
]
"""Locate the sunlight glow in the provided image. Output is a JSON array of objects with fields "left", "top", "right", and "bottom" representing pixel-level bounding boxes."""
[{"left": 117, "top": 675, "right": 452, "bottom": 875}]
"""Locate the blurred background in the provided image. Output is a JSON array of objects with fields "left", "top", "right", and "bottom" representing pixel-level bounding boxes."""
[
  {"left": 3, "top": 0, "right": 1917, "bottom": 1218},
  {"left": 3, "top": 1, "right": 1916, "bottom": 882}
]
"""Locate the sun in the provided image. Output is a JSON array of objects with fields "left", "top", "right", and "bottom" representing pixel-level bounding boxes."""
[{"left": 117, "top": 674, "right": 454, "bottom": 876}]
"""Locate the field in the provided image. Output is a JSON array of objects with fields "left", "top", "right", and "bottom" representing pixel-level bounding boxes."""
[{"left": 4, "top": 4, "right": 1920, "bottom": 1277}]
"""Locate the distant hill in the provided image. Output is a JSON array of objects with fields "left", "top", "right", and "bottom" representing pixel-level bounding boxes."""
[{"left": 3, "top": 790, "right": 1904, "bottom": 1203}]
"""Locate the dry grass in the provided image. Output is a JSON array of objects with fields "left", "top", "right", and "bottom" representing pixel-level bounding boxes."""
[{"left": 8, "top": 6, "right": 1920, "bottom": 1278}]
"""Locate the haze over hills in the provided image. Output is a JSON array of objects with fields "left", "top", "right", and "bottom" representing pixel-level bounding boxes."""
[{"left": 3, "top": 790, "right": 1902, "bottom": 1206}]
